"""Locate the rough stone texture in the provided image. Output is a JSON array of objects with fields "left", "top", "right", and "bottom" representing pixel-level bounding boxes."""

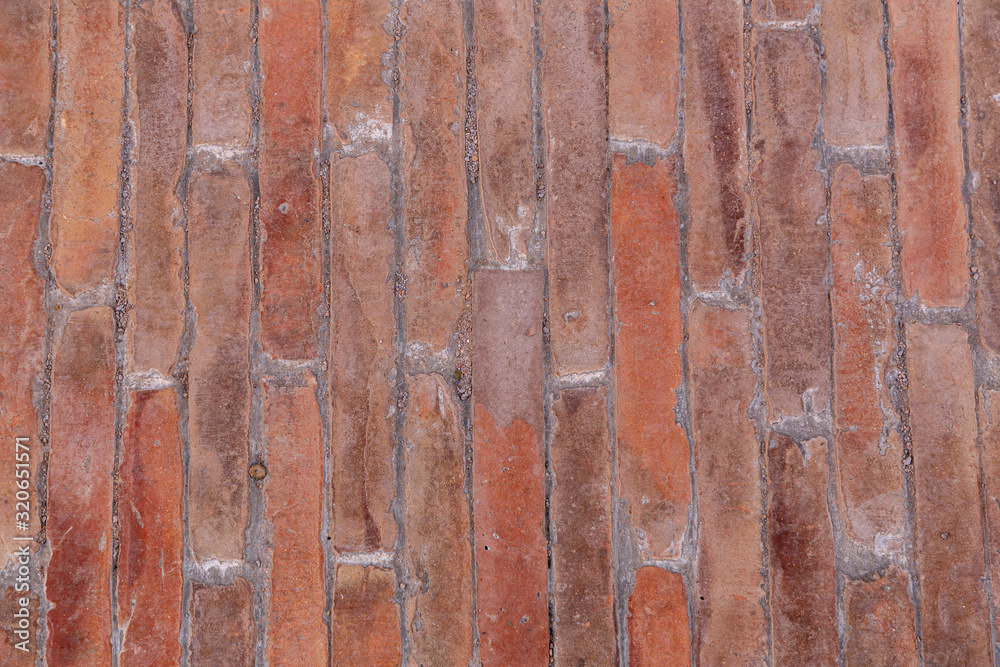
[
  {"left": 755, "top": 0, "right": 814, "bottom": 21},
  {"left": 0, "top": 0, "right": 50, "bottom": 155},
  {"left": 192, "top": 0, "right": 251, "bottom": 145},
  {"left": 191, "top": 580, "right": 255, "bottom": 666},
  {"left": 0, "top": 593, "right": 38, "bottom": 666},
  {"left": 628, "top": 567, "right": 690, "bottom": 666},
  {"left": 843, "top": 567, "right": 918, "bottom": 666},
  {"left": 982, "top": 389, "right": 1000, "bottom": 602},
  {"left": 332, "top": 566, "right": 401, "bottom": 664}
]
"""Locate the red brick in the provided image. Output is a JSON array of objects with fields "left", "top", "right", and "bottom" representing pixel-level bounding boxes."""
[
  {"left": 402, "top": 0, "right": 468, "bottom": 350},
  {"left": 541, "top": 0, "right": 610, "bottom": 374},
  {"left": 405, "top": 374, "right": 474, "bottom": 665},
  {"left": 682, "top": 0, "right": 750, "bottom": 290},
  {"left": 188, "top": 166, "right": 251, "bottom": 562},
  {"left": 330, "top": 154, "right": 396, "bottom": 552},
  {"left": 118, "top": 390, "right": 184, "bottom": 667},
  {"left": 843, "top": 567, "right": 918, "bottom": 667},
  {"left": 46, "top": 307, "right": 115, "bottom": 665},
  {"left": 754, "top": 31, "right": 829, "bottom": 417},
  {"left": 0, "top": 0, "right": 50, "bottom": 154},
  {"left": 551, "top": 387, "right": 615, "bottom": 665},
  {"left": 608, "top": 0, "right": 678, "bottom": 146},
  {"left": 887, "top": 0, "right": 968, "bottom": 307},
  {"left": 689, "top": 303, "right": 768, "bottom": 664},
  {"left": 767, "top": 435, "right": 838, "bottom": 664},
  {"left": 612, "top": 156, "right": 688, "bottom": 559},
  {"left": 192, "top": 0, "right": 251, "bottom": 145},
  {"left": 979, "top": 389, "right": 1000, "bottom": 600},
  {"left": 755, "top": 0, "right": 814, "bottom": 21},
  {"left": 628, "top": 567, "right": 689, "bottom": 666},
  {"left": 259, "top": 0, "right": 323, "bottom": 360},
  {"left": 264, "top": 378, "right": 327, "bottom": 666},
  {"left": 907, "top": 323, "right": 991, "bottom": 663},
  {"left": 0, "top": 592, "right": 38, "bottom": 665},
  {"left": 130, "top": 0, "right": 186, "bottom": 373},
  {"left": 472, "top": 269, "right": 547, "bottom": 665},
  {"left": 50, "top": 0, "right": 123, "bottom": 294},
  {"left": 332, "top": 565, "right": 400, "bottom": 664},
  {"left": 191, "top": 580, "right": 255, "bottom": 666}
]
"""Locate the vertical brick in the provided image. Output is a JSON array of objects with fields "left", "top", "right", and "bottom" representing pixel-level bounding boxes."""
[
  {"left": 551, "top": 387, "right": 615, "bottom": 665},
  {"left": 541, "top": 0, "right": 610, "bottom": 374},
  {"left": 767, "top": 436, "right": 838, "bottom": 664},
  {"left": 628, "top": 567, "right": 689, "bottom": 666},
  {"left": 682, "top": 0, "right": 749, "bottom": 290},
  {"left": 191, "top": 580, "right": 255, "bottom": 666},
  {"left": 46, "top": 308, "right": 115, "bottom": 665},
  {"left": 192, "top": 0, "right": 251, "bottom": 145},
  {"left": 0, "top": 592, "right": 38, "bottom": 665},
  {"left": 118, "top": 390, "right": 184, "bottom": 666},
  {"left": 332, "top": 565, "right": 401, "bottom": 664},
  {"left": 907, "top": 323, "right": 991, "bottom": 663},
  {"left": 130, "top": 0, "right": 186, "bottom": 373},
  {"left": 887, "top": 0, "right": 968, "bottom": 307},
  {"left": 612, "top": 156, "right": 688, "bottom": 559},
  {"left": 689, "top": 303, "right": 768, "bottom": 663},
  {"left": 980, "top": 390, "right": 1000, "bottom": 605},
  {"left": 843, "top": 567, "right": 918, "bottom": 667},
  {"left": 330, "top": 154, "right": 396, "bottom": 552},
  {"left": 0, "top": 0, "right": 50, "bottom": 154},
  {"left": 472, "top": 269, "right": 547, "bottom": 665},
  {"left": 755, "top": 0, "right": 814, "bottom": 21},
  {"left": 259, "top": 0, "right": 323, "bottom": 360},
  {"left": 402, "top": 0, "right": 468, "bottom": 350},
  {"left": 188, "top": 166, "right": 251, "bottom": 562},
  {"left": 405, "top": 374, "right": 474, "bottom": 665},
  {"left": 50, "top": 0, "right": 123, "bottom": 294},
  {"left": 754, "top": 31, "right": 829, "bottom": 417}
]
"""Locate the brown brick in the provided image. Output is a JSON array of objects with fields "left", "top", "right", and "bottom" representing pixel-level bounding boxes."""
[
  {"left": 118, "top": 390, "right": 184, "bottom": 667},
  {"left": 551, "top": 387, "right": 615, "bottom": 665},
  {"left": 188, "top": 166, "right": 251, "bottom": 562},
  {"left": 541, "top": 0, "right": 610, "bottom": 374},
  {"left": 682, "top": 0, "right": 749, "bottom": 290},
  {"left": 887, "top": 0, "right": 968, "bottom": 307},
  {"left": 907, "top": 323, "right": 991, "bottom": 663},
  {"left": 130, "top": 0, "right": 186, "bottom": 373},
  {"left": 402, "top": 0, "right": 468, "bottom": 350},
  {"left": 50, "top": 0, "right": 123, "bottom": 294},
  {"left": 405, "top": 374, "right": 474, "bottom": 665},
  {"left": 980, "top": 389, "right": 1000, "bottom": 600},
  {"left": 191, "top": 580, "right": 255, "bottom": 666},
  {"left": 330, "top": 154, "right": 396, "bottom": 552},
  {"left": 192, "top": 0, "right": 251, "bottom": 145},
  {"left": 332, "top": 565, "right": 401, "bottom": 664},
  {"left": 0, "top": 592, "right": 38, "bottom": 665},
  {"left": 843, "top": 567, "right": 918, "bottom": 667},
  {"left": 689, "top": 303, "right": 768, "bottom": 664},
  {"left": 754, "top": 31, "right": 829, "bottom": 418},
  {"left": 472, "top": 269, "right": 548, "bottom": 665},
  {"left": 628, "top": 567, "right": 689, "bottom": 666},
  {"left": 755, "top": 0, "right": 814, "bottom": 21},
  {"left": 46, "top": 308, "right": 115, "bottom": 665},
  {"left": 609, "top": 0, "right": 678, "bottom": 146},
  {"left": 0, "top": 0, "right": 50, "bottom": 154},
  {"left": 264, "top": 378, "right": 327, "bottom": 666}
]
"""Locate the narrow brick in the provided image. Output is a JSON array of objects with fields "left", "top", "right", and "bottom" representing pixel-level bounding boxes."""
[
  {"left": 551, "top": 387, "right": 615, "bottom": 665},
  {"left": 907, "top": 323, "right": 991, "bottom": 663},
  {"left": 405, "top": 374, "right": 474, "bottom": 665},
  {"left": 259, "top": 0, "right": 323, "bottom": 360},
  {"left": 130, "top": 0, "right": 186, "bottom": 373},
  {"left": 331, "top": 154, "right": 396, "bottom": 552},
  {"left": 0, "top": 592, "right": 38, "bottom": 665},
  {"left": 754, "top": 31, "right": 829, "bottom": 417},
  {"left": 118, "top": 390, "right": 184, "bottom": 667},
  {"left": 887, "top": 0, "right": 968, "bottom": 307},
  {"left": 682, "top": 0, "right": 749, "bottom": 290},
  {"left": 402, "top": 0, "right": 468, "bottom": 350},
  {"left": 689, "top": 303, "right": 768, "bottom": 664},
  {"left": 50, "top": 0, "right": 123, "bottom": 294},
  {"left": 46, "top": 308, "right": 115, "bottom": 665},
  {"left": 264, "top": 378, "right": 327, "bottom": 666},
  {"left": 188, "top": 166, "right": 251, "bottom": 562},
  {"left": 192, "top": 0, "right": 251, "bottom": 145},
  {"left": 472, "top": 269, "right": 547, "bottom": 665},
  {"left": 191, "top": 580, "right": 255, "bottom": 666},
  {"left": 0, "top": 0, "right": 50, "bottom": 154},
  {"left": 755, "top": 0, "right": 814, "bottom": 21},
  {"left": 541, "top": 0, "right": 610, "bottom": 374},
  {"left": 628, "top": 567, "right": 690, "bottom": 666},
  {"left": 843, "top": 567, "right": 918, "bottom": 667},
  {"left": 979, "top": 389, "right": 1000, "bottom": 600},
  {"left": 332, "top": 565, "right": 401, "bottom": 664}
]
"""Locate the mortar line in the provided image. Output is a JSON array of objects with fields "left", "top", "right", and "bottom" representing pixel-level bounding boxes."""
[{"left": 463, "top": 0, "right": 485, "bottom": 269}]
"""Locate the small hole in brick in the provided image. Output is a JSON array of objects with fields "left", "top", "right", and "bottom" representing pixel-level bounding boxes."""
[{"left": 248, "top": 463, "right": 267, "bottom": 480}]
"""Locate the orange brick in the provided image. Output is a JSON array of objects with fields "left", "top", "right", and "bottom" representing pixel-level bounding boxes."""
[
  {"left": 755, "top": 0, "right": 814, "bottom": 21},
  {"left": 843, "top": 567, "right": 918, "bottom": 666},
  {"left": 192, "top": 0, "right": 251, "bottom": 145},
  {"left": 0, "top": 0, "right": 50, "bottom": 154},
  {"left": 628, "top": 567, "right": 689, "bottom": 666},
  {"left": 191, "top": 580, "right": 255, "bottom": 665},
  {"left": 332, "top": 565, "right": 400, "bottom": 664},
  {"left": 980, "top": 389, "right": 1000, "bottom": 601}
]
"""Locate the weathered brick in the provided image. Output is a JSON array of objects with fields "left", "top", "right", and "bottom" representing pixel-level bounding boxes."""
[
  {"left": 332, "top": 565, "right": 401, "bottom": 664},
  {"left": 541, "top": 0, "right": 610, "bottom": 374},
  {"left": 472, "top": 269, "right": 547, "bottom": 665},
  {"left": 130, "top": 0, "right": 186, "bottom": 373},
  {"left": 0, "top": 0, "right": 50, "bottom": 154},
  {"left": 754, "top": 31, "right": 829, "bottom": 418},
  {"left": 887, "top": 0, "right": 968, "bottom": 307},
  {"left": 46, "top": 308, "right": 115, "bottom": 665},
  {"left": 192, "top": 0, "right": 251, "bottom": 145},
  {"left": 843, "top": 567, "right": 918, "bottom": 667},
  {"left": 188, "top": 165, "right": 251, "bottom": 562},
  {"left": 689, "top": 303, "right": 768, "bottom": 664},
  {"left": 402, "top": 0, "right": 468, "bottom": 350},
  {"left": 259, "top": 0, "right": 323, "bottom": 360},
  {"left": 118, "top": 389, "right": 184, "bottom": 667},
  {"left": 612, "top": 156, "right": 688, "bottom": 559},
  {"left": 755, "top": 0, "right": 814, "bottom": 21},
  {"left": 628, "top": 567, "right": 689, "bottom": 665},
  {"left": 330, "top": 154, "right": 396, "bottom": 552},
  {"left": 0, "top": 592, "right": 38, "bottom": 665},
  {"left": 264, "top": 378, "right": 327, "bottom": 666},
  {"left": 191, "top": 580, "right": 255, "bottom": 666},
  {"left": 50, "top": 0, "right": 123, "bottom": 294},
  {"left": 767, "top": 435, "right": 838, "bottom": 664},
  {"left": 405, "top": 374, "right": 474, "bottom": 665},
  {"left": 907, "top": 323, "right": 991, "bottom": 663},
  {"left": 682, "top": 0, "right": 750, "bottom": 290},
  {"left": 979, "top": 389, "right": 1000, "bottom": 600},
  {"left": 551, "top": 387, "right": 615, "bottom": 665}
]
